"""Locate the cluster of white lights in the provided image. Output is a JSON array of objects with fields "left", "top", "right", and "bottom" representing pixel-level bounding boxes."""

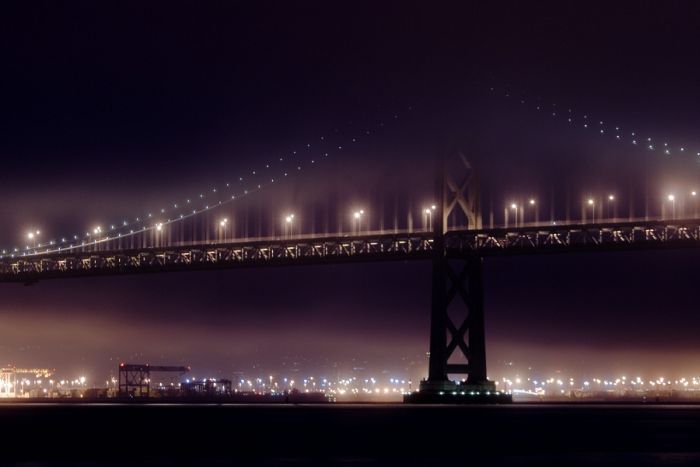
[
  {"left": 490, "top": 86, "right": 700, "bottom": 160},
  {"left": 504, "top": 190, "right": 698, "bottom": 209},
  {"left": 1, "top": 109, "right": 410, "bottom": 259},
  {"left": 498, "top": 373, "right": 700, "bottom": 396}
]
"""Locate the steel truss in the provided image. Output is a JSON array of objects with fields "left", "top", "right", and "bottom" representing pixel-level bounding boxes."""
[{"left": 2, "top": 220, "right": 700, "bottom": 282}]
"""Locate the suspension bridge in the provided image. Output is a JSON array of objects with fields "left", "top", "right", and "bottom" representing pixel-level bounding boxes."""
[{"left": 3, "top": 105, "right": 700, "bottom": 401}]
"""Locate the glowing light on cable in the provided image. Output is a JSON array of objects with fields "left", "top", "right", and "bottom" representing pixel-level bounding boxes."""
[
  {"left": 491, "top": 85, "right": 700, "bottom": 165},
  {"left": 1, "top": 106, "right": 411, "bottom": 258}
]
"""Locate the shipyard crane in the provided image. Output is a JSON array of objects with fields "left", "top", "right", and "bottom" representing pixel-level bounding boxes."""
[
  {"left": 0, "top": 366, "right": 54, "bottom": 398},
  {"left": 118, "top": 363, "right": 190, "bottom": 397}
]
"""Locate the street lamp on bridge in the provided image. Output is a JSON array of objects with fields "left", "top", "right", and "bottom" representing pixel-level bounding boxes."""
[
  {"left": 424, "top": 205, "right": 436, "bottom": 230},
  {"left": 153, "top": 222, "right": 164, "bottom": 248},
  {"left": 587, "top": 198, "right": 595, "bottom": 223},
  {"left": 510, "top": 203, "right": 519, "bottom": 228},
  {"left": 353, "top": 209, "right": 365, "bottom": 233},
  {"left": 26, "top": 230, "right": 40, "bottom": 249},
  {"left": 285, "top": 214, "right": 295, "bottom": 237},
  {"left": 528, "top": 198, "right": 538, "bottom": 224},
  {"left": 667, "top": 194, "right": 676, "bottom": 219},
  {"left": 607, "top": 194, "right": 615, "bottom": 220},
  {"left": 218, "top": 218, "right": 228, "bottom": 241}
]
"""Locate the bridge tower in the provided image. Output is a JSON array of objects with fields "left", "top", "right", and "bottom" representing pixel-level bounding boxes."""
[{"left": 410, "top": 150, "right": 506, "bottom": 402}]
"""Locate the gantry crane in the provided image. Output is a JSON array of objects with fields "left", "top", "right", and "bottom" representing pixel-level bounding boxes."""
[
  {"left": 118, "top": 363, "right": 190, "bottom": 397},
  {"left": 0, "top": 366, "right": 54, "bottom": 397}
]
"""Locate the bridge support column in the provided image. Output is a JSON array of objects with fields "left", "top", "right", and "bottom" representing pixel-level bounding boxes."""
[
  {"left": 418, "top": 254, "right": 495, "bottom": 394},
  {"left": 406, "top": 149, "right": 509, "bottom": 403}
]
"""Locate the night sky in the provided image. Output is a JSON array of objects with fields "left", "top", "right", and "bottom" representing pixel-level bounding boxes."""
[{"left": 2, "top": 2, "right": 700, "bottom": 383}]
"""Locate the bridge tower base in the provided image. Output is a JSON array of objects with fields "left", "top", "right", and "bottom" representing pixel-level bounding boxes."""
[{"left": 404, "top": 150, "right": 511, "bottom": 404}]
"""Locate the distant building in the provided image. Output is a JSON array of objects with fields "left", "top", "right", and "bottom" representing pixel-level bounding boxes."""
[{"left": 181, "top": 379, "right": 232, "bottom": 396}]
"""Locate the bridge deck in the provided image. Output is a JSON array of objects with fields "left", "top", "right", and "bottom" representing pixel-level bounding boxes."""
[{"left": 2, "top": 218, "right": 700, "bottom": 282}]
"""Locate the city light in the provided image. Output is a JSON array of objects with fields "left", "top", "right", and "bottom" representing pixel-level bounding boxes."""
[
  {"left": 608, "top": 194, "right": 615, "bottom": 201},
  {"left": 4, "top": 365, "right": 700, "bottom": 402},
  {"left": 155, "top": 223, "right": 163, "bottom": 231},
  {"left": 668, "top": 194, "right": 675, "bottom": 202},
  {"left": 219, "top": 218, "right": 228, "bottom": 227},
  {"left": 529, "top": 199, "right": 535, "bottom": 205},
  {"left": 587, "top": 198, "right": 594, "bottom": 205}
]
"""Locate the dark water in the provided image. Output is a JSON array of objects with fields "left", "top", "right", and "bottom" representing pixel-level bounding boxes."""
[{"left": 3, "top": 403, "right": 700, "bottom": 466}]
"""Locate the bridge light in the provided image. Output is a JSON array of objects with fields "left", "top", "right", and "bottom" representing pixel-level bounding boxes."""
[
  {"left": 219, "top": 218, "right": 228, "bottom": 227},
  {"left": 431, "top": 205, "right": 436, "bottom": 210},
  {"left": 529, "top": 199, "right": 535, "bottom": 205},
  {"left": 510, "top": 203, "right": 517, "bottom": 210},
  {"left": 608, "top": 195, "right": 615, "bottom": 201},
  {"left": 668, "top": 194, "right": 675, "bottom": 202},
  {"left": 27, "top": 232, "right": 34, "bottom": 240},
  {"left": 692, "top": 191, "right": 697, "bottom": 197},
  {"left": 587, "top": 198, "right": 594, "bottom": 205},
  {"left": 156, "top": 223, "right": 163, "bottom": 231}
]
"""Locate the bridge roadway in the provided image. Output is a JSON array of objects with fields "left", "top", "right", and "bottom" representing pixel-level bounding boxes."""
[{"left": 2, "top": 217, "right": 700, "bottom": 282}]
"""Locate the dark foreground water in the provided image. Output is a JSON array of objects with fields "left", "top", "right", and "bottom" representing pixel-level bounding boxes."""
[{"left": 2, "top": 403, "right": 700, "bottom": 466}]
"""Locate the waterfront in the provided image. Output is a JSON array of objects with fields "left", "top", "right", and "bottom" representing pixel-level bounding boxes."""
[{"left": 3, "top": 403, "right": 700, "bottom": 465}]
